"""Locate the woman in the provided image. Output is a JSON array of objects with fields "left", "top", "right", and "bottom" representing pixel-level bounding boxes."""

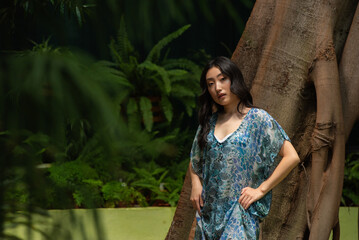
[{"left": 189, "top": 56, "right": 300, "bottom": 239}]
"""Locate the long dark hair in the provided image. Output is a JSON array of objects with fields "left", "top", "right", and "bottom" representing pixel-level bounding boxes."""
[{"left": 197, "top": 56, "right": 253, "bottom": 151}]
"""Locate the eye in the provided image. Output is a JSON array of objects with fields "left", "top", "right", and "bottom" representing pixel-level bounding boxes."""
[
  {"left": 207, "top": 82, "right": 214, "bottom": 87},
  {"left": 220, "top": 77, "right": 227, "bottom": 81}
]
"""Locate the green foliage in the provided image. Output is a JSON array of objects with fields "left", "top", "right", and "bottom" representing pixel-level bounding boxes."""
[
  {"left": 1, "top": 130, "right": 50, "bottom": 204},
  {"left": 130, "top": 161, "right": 184, "bottom": 207},
  {"left": 0, "top": 30, "right": 203, "bottom": 240},
  {"left": 0, "top": 2, "right": 256, "bottom": 239},
  {"left": 41, "top": 139, "right": 107, "bottom": 209},
  {"left": 108, "top": 19, "right": 201, "bottom": 132},
  {"left": 146, "top": 24, "right": 191, "bottom": 62},
  {"left": 48, "top": 160, "right": 99, "bottom": 188},
  {"left": 342, "top": 153, "right": 359, "bottom": 206},
  {"left": 102, "top": 181, "right": 147, "bottom": 207},
  {"left": 139, "top": 97, "right": 154, "bottom": 132},
  {"left": 1, "top": 46, "right": 129, "bottom": 215},
  {"left": 3, "top": 46, "right": 129, "bottom": 146},
  {"left": 161, "top": 96, "right": 173, "bottom": 122},
  {"left": 0, "top": 0, "right": 92, "bottom": 27},
  {"left": 1, "top": 38, "right": 198, "bottom": 216}
]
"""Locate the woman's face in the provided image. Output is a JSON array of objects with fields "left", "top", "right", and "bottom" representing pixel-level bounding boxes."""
[{"left": 205, "top": 67, "right": 239, "bottom": 107}]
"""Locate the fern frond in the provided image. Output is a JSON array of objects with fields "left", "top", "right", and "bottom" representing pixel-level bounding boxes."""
[
  {"left": 108, "top": 39, "right": 122, "bottom": 64},
  {"left": 117, "top": 16, "right": 135, "bottom": 62},
  {"left": 167, "top": 69, "right": 188, "bottom": 78},
  {"left": 181, "top": 98, "right": 196, "bottom": 116},
  {"left": 160, "top": 96, "right": 173, "bottom": 122},
  {"left": 162, "top": 58, "right": 201, "bottom": 73},
  {"left": 126, "top": 98, "right": 141, "bottom": 132},
  {"left": 108, "top": 16, "right": 135, "bottom": 64},
  {"left": 139, "top": 97, "right": 153, "bottom": 132},
  {"left": 138, "top": 61, "right": 171, "bottom": 94},
  {"left": 146, "top": 24, "right": 191, "bottom": 62},
  {"left": 94, "top": 60, "right": 133, "bottom": 88},
  {"left": 171, "top": 85, "right": 196, "bottom": 97},
  {"left": 127, "top": 98, "right": 138, "bottom": 115},
  {"left": 127, "top": 113, "right": 141, "bottom": 132}
]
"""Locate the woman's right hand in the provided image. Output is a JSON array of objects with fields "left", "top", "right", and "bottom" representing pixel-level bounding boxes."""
[{"left": 190, "top": 182, "right": 203, "bottom": 215}]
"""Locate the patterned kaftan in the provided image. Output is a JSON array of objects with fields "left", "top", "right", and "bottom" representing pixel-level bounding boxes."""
[{"left": 190, "top": 108, "right": 290, "bottom": 240}]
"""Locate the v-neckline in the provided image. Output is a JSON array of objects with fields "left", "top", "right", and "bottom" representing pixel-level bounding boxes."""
[{"left": 213, "top": 108, "right": 252, "bottom": 143}]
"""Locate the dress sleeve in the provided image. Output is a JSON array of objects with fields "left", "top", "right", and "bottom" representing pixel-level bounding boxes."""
[
  {"left": 249, "top": 111, "right": 291, "bottom": 220},
  {"left": 190, "top": 125, "right": 203, "bottom": 179},
  {"left": 257, "top": 111, "right": 290, "bottom": 169}
]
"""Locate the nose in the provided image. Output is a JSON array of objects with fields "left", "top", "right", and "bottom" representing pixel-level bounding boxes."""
[{"left": 215, "top": 81, "right": 222, "bottom": 92}]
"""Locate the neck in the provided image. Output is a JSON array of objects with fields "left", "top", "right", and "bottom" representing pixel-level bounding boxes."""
[{"left": 223, "top": 100, "right": 242, "bottom": 115}]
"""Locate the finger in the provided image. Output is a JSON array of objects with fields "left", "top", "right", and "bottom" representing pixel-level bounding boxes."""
[
  {"left": 196, "top": 199, "right": 201, "bottom": 213},
  {"left": 241, "top": 187, "right": 248, "bottom": 194},
  {"left": 238, "top": 191, "right": 247, "bottom": 203},
  {"left": 245, "top": 199, "right": 254, "bottom": 210},
  {"left": 195, "top": 195, "right": 202, "bottom": 213},
  {"left": 200, "top": 195, "right": 204, "bottom": 207},
  {"left": 239, "top": 194, "right": 246, "bottom": 205},
  {"left": 239, "top": 195, "right": 248, "bottom": 206},
  {"left": 245, "top": 196, "right": 253, "bottom": 209},
  {"left": 238, "top": 195, "right": 244, "bottom": 203},
  {"left": 243, "top": 198, "right": 249, "bottom": 209},
  {"left": 190, "top": 197, "right": 199, "bottom": 210}
]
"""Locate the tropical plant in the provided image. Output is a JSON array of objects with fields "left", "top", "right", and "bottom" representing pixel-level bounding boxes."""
[
  {"left": 342, "top": 153, "right": 359, "bottom": 206},
  {"left": 0, "top": 129, "right": 58, "bottom": 239},
  {"left": 48, "top": 160, "right": 104, "bottom": 208},
  {"left": 130, "top": 161, "right": 185, "bottom": 207},
  {"left": 107, "top": 18, "right": 201, "bottom": 132},
  {"left": 0, "top": 44, "right": 134, "bottom": 234},
  {"left": 102, "top": 181, "right": 147, "bottom": 208}
]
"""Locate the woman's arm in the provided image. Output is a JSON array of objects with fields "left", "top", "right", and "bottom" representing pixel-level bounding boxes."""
[
  {"left": 238, "top": 140, "right": 300, "bottom": 209},
  {"left": 189, "top": 162, "right": 204, "bottom": 214}
]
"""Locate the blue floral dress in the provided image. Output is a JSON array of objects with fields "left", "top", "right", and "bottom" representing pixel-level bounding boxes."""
[{"left": 190, "top": 108, "right": 290, "bottom": 240}]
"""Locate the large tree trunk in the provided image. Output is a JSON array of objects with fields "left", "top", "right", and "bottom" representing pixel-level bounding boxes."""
[{"left": 166, "top": 0, "right": 359, "bottom": 239}]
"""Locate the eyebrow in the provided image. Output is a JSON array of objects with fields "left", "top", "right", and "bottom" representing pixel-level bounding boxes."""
[{"left": 206, "top": 73, "right": 223, "bottom": 81}]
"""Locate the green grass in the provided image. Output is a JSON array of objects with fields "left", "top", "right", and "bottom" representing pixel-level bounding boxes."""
[
  {"left": 4, "top": 207, "right": 176, "bottom": 240},
  {"left": 4, "top": 207, "right": 357, "bottom": 240}
]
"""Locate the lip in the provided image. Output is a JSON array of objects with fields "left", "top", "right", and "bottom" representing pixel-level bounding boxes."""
[{"left": 217, "top": 93, "right": 226, "bottom": 99}]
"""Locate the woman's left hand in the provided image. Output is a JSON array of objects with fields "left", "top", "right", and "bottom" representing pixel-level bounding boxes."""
[{"left": 238, "top": 187, "right": 265, "bottom": 210}]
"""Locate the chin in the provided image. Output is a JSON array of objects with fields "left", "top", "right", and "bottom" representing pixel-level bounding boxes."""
[{"left": 216, "top": 101, "right": 228, "bottom": 107}]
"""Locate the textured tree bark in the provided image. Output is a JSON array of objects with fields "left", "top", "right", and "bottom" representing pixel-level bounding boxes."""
[
  {"left": 166, "top": 0, "right": 359, "bottom": 239},
  {"left": 165, "top": 168, "right": 196, "bottom": 240},
  {"left": 339, "top": 3, "right": 359, "bottom": 139},
  {"left": 307, "top": 41, "right": 345, "bottom": 240}
]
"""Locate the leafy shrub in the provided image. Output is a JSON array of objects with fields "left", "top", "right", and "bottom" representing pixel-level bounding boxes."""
[
  {"left": 48, "top": 160, "right": 103, "bottom": 208},
  {"left": 1, "top": 28, "right": 201, "bottom": 212},
  {"left": 342, "top": 153, "right": 359, "bottom": 206},
  {"left": 102, "top": 181, "right": 147, "bottom": 207},
  {"left": 129, "top": 161, "right": 186, "bottom": 207},
  {"left": 108, "top": 18, "right": 201, "bottom": 132}
]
